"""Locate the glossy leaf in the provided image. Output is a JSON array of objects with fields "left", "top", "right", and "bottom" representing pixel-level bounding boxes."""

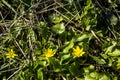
[
  {"left": 89, "top": 71, "right": 99, "bottom": 79},
  {"left": 110, "top": 15, "right": 118, "bottom": 25},
  {"left": 52, "top": 23, "right": 65, "bottom": 34},
  {"left": 63, "top": 39, "right": 74, "bottom": 53},
  {"left": 98, "top": 74, "right": 110, "bottom": 80},
  {"left": 74, "top": 34, "right": 91, "bottom": 42},
  {"left": 84, "top": 75, "right": 95, "bottom": 80},
  {"left": 108, "top": 49, "right": 120, "bottom": 57},
  {"left": 49, "top": 14, "right": 63, "bottom": 23},
  {"left": 37, "top": 69, "right": 43, "bottom": 80}
]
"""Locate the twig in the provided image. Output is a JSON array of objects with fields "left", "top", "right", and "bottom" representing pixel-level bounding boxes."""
[
  {"left": 7, "top": 67, "right": 21, "bottom": 80},
  {"left": 14, "top": 39, "right": 27, "bottom": 59},
  {"left": 91, "top": 30, "right": 103, "bottom": 44},
  {"left": 0, "top": 67, "right": 19, "bottom": 73},
  {"left": 37, "top": 3, "right": 70, "bottom": 14}
]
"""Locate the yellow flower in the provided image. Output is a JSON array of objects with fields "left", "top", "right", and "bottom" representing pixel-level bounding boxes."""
[
  {"left": 6, "top": 49, "right": 18, "bottom": 59},
  {"left": 117, "top": 62, "right": 120, "bottom": 69},
  {"left": 43, "top": 48, "right": 55, "bottom": 57},
  {"left": 73, "top": 46, "right": 85, "bottom": 57}
]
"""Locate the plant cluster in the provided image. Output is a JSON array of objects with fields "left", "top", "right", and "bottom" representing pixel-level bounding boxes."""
[{"left": 0, "top": 0, "right": 120, "bottom": 80}]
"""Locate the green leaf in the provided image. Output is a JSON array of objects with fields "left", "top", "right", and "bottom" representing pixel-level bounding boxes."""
[
  {"left": 49, "top": 58, "right": 60, "bottom": 72},
  {"left": 67, "top": 0, "right": 73, "bottom": 4},
  {"left": 80, "top": 0, "right": 93, "bottom": 19},
  {"left": 76, "top": 78, "right": 84, "bottom": 80},
  {"left": 105, "top": 44, "right": 116, "bottom": 54},
  {"left": 112, "top": 76, "right": 118, "bottom": 80},
  {"left": 52, "top": 23, "right": 65, "bottom": 34},
  {"left": 98, "top": 74, "right": 110, "bottom": 80},
  {"left": 84, "top": 67, "right": 90, "bottom": 74},
  {"left": 86, "top": 25, "right": 91, "bottom": 31},
  {"left": 49, "top": 14, "right": 63, "bottom": 23},
  {"left": 108, "top": 57, "right": 115, "bottom": 66},
  {"left": 37, "top": 69, "right": 43, "bottom": 80},
  {"left": 101, "top": 54, "right": 108, "bottom": 59},
  {"left": 108, "top": 49, "right": 120, "bottom": 57},
  {"left": 60, "top": 53, "right": 71, "bottom": 64},
  {"left": 37, "top": 21, "right": 47, "bottom": 28},
  {"left": 89, "top": 71, "right": 99, "bottom": 79},
  {"left": 110, "top": 15, "right": 118, "bottom": 25},
  {"left": 39, "top": 57, "right": 49, "bottom": 67},
  {"left": 117, "top": 57, "right": 120, "bottom": 62},
  {"left": 84, "top": 75, "right": 95, "bottom": 80},
  {"left": 63, "top": 39, "right": 74, "bottom": 53},
  {"left": 89, "top": 65, "right": 95, "bottom": 70},
  {"left": 74, "top": 34, "right": 90, "bottom": 42}
]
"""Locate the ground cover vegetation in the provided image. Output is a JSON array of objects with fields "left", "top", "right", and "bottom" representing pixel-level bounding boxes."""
[{"left": 0, "top": 0, "right": 120, "bottom": 80}]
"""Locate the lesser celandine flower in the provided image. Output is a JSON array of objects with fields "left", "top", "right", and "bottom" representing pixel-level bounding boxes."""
[
  {"left": 117, "top": 62, "right": 120, "bottom": 69},
  {"left": 43, "top": 48, "right": 55, "bottom": 57},
  {"left": 73, "top": 46, "right": 85, "bottom": 57},
  {"left": 6, "top": 49, "right": 18, "bottom": 59}
]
